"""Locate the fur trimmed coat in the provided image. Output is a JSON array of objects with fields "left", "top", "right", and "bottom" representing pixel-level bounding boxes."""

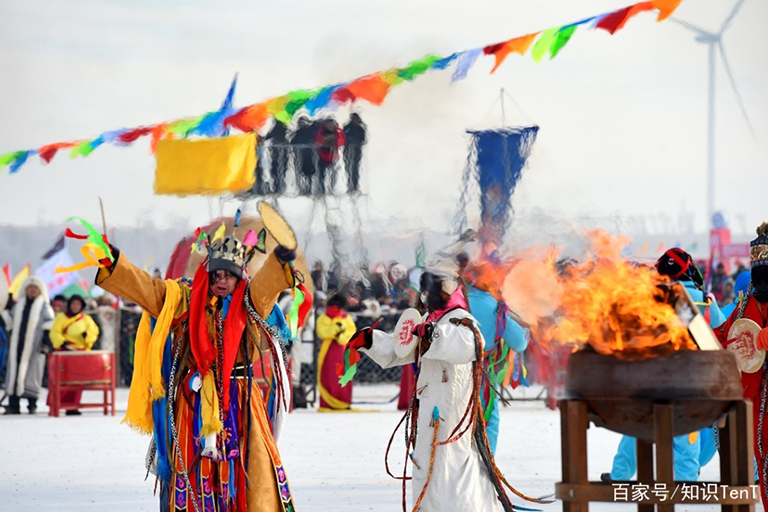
[{"left": 4, "top": 276, "right": 54, "bottom": 399}]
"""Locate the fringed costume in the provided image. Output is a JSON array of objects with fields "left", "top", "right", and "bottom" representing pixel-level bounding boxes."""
[
  {"left": 97, "top": 240, "right": 297, "bottom": 512},
  {"left": 348, "top": 248, "right": 543, "bottom": 512}
]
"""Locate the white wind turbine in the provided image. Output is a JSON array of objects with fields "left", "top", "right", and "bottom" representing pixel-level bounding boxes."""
[{"left": 671, "top": 0, "right": 755, "bottom": 228}]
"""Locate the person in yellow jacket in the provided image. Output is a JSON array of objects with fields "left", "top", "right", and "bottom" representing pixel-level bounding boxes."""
[
  {"left": 50, "top": 295, "right": 99, "bottom": 351},
  {"left": 315, "top": 293, "right": 357, "bottom": 410},
  {"left": 48, "top": 295, "right": 100, "bottom": 415}
]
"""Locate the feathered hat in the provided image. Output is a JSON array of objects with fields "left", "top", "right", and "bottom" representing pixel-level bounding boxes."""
[
  {"left": 751, "top": 222, "right": 768, "bottom": 269},
  {"left": 192, "top": 209, "right": 266, "bottom": 279}
]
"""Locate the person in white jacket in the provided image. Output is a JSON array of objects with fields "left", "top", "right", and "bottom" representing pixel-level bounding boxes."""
[{"left": 348, "top": 260, "right": 523, "bottom": 512}]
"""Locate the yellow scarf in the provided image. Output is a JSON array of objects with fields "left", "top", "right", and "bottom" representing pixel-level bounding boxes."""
[
  {"left": 122, "top": 280, "right": 181, "bottom": 434},
  {"left": 200, "top": 372, "right": 223, "bottom": 436}
]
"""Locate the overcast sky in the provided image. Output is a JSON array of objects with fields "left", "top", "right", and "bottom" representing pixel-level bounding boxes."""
[{"left": 0, "top": 0, "right": 765, "bottom": 239}]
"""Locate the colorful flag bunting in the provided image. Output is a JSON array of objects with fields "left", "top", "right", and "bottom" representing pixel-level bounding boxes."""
[{"left": 0, "top": 0, "right": 683, "bottom": 173}]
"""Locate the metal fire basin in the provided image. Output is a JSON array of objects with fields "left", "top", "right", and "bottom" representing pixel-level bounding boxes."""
[{"left": 564, "top": 349, "right": 744, "bottom": 441}]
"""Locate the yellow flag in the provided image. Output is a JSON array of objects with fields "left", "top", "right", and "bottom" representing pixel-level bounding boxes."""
[
  {"left": 154, "top": 133, "right": 257, "bottom": 196},
  {"left": 9, "top": 264, "right": 30, "bottom": 298},
  {"left": 211, "top": 222, "right": 226, "bottom": 245}
]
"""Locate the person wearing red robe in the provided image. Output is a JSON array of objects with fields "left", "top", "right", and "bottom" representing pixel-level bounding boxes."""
[
  {"left": 315, "top": 293, "right": 357, "bottom": 410},
  {"left": 716, "top": 222, "right": 768, "bottom": 508}
]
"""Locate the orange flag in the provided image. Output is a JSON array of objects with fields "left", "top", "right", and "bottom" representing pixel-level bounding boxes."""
[
  {"left": 490, "top": 33, "right": 538, "bottom": 73},
  {"left": 225, "top": 103, "right": 269, "bottom": 133},
  {"left": 347, "top": 74, "right": 391, "bottom": 105},
  {"left": 652, "top": 0, "right": 683, "bottom": 21}
]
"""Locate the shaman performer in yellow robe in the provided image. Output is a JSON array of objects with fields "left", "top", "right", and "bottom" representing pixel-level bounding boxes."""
[{"left": 96, "top": 222, "right": 298, "bottom": 512}]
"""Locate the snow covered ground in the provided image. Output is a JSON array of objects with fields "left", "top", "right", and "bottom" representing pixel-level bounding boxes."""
[{"left": 0, "top": 384, "right": 759, "bottom": 512}]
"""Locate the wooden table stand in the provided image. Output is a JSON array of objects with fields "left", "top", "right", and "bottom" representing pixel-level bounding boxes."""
[{"left": 556, "top": 399, "right": 757, "bottom": 511}]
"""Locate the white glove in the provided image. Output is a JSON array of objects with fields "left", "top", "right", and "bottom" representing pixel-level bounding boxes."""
[
  {"left": 189, "top": 373, "right": 202, "bottom": 393},
  {"left": 200, "top": 432, "right": 219, "bottom": 460}
]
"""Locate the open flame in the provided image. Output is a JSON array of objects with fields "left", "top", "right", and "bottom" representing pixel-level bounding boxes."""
[{"left": 493, "top": 230, "right": 695, "bottom": 359}]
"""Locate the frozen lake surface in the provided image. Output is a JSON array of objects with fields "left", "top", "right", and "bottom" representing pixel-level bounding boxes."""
[{"left": 0, "top": 384, "right": 755, "bottom": 511}]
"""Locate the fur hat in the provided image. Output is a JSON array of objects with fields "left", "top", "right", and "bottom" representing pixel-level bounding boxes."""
[
  {"left": 19, "top": 276, "right": 49, "bottom": 303},
  {"left": 425, "top": 230, "right": 476, "bottom": 295}
]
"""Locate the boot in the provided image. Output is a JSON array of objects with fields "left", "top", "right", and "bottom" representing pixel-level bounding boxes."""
[
  {"left": 4, "top": 395, "right": 21, "bottom": 415},
  {"left": 27, "top": 397, "right": 38, "bottom": 415},
  {"left": 293, "top": 385, "right": 307, "bottom": 409}
]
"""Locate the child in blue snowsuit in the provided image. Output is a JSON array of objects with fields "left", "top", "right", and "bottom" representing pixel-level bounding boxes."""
[
  {"left": 467, "top": 286, "right": 528, "bottom": 454},
  {"left": 606, "top": 249, "right": 725, "bottom": 482}
]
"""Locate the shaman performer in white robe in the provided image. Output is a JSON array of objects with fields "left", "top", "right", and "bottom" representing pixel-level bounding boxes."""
[{"left": 349, "top": 256, "right": 529, "bottom": 512}]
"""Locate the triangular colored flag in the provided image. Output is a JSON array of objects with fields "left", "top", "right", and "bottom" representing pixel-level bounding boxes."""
[
  {"left": 9, "top": 264, "right": 30, "bottom": 298},
  {"left": 211, "top": 222, "right": 227, "bottom": 244},
  {"left": 39, "top": 142, "right": 77, "bottom": 164},
  {"left": 595, "top": 2, "right": 654, "bottom": 35},
  {"left": 2, "top": 263, "right": 11, "bottom": 285},
  {"left": 41, "top": 233, "right": 66, "bottom": 260},
  {"left": 451, "top": 48, "right": 482, "bottom": 83},
  {"left": 550, "top": 25, "right": 577, "bottom": 59},
  {"left": 224, "top": 103, "right": 269, "bottom": 133},
  {"left": 9, "top": 150, "right": 34, "bottom": 174},
  {"left": 531, "top": 28, "right": 558, "bottom": 63},
  {"left": 488, "top": 33, "right": 538, "bottom": 73},
  {"left": 652, "top": 0, "right": 683, "bottom": 21},
  {"left": 347, "top": 74, "right": 392, "bottom": 106}
]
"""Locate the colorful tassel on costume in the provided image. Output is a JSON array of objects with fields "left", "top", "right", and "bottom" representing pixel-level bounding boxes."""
[
  {"left": 337, "top": 343, "right": 361, "bottom": 387},
  {"left": 55, "top": 216, "right": 114, "bottom": 273},
  {"left": 288, "top": 283, "right": 313, "bottom": 338}
]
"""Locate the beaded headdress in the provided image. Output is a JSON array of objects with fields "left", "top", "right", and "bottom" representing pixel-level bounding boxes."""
[{"left": 191, "top": 209, "right": 266, "bottom": 279}]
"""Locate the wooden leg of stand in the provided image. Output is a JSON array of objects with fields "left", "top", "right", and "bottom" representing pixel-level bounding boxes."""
[
  {"left": 637, "top": 438, "right": 655, "bottom": 512},
  {"left": 654, "top": 404, "right": 675, "bottom": 512},
  {"left": 730, "top": 401, "right": 755, "bottom": 512},
  {"left": 561, "top": 400, "right": 589, "bottom": 512},
  {"left": 721, "top": 406, "right": 738, "bottom": 512}
]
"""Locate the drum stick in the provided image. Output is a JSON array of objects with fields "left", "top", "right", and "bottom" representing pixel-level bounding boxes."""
[{"left": 99, "top": 197, "right": 109, "bottom": 244}]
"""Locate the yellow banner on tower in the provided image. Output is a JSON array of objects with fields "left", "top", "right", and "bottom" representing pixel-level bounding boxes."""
[{"left": 154, "top": 133, "right": 257, "bottom": 196}]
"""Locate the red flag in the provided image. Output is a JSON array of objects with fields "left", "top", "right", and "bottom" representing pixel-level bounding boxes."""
[
  {"left": 596, "top": 2, "right": 653, "bottom": 35},
  {"left": 39, "top": 142, "right": 77, "bottom": 164},
  {"left": 117, "top": 126, "right": 153, "bottom": 144},
  {"left": 331, "top": 87, "right": 356, "bottom": 105}
]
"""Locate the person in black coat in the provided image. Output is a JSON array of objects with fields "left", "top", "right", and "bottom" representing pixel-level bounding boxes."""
[{"left": 343, "top": 113, "right": 367, "bottom": 193}]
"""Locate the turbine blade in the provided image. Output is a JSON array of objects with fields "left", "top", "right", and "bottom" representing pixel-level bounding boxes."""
[
  {"left": 720, "top": 0, "right": 746, "bottom": 34},
  {"left": 669, "top": 17, "right": 710, "bottom": 37},
  {"left": 718, "top": 41, "right": 757, "bottom": 139}
]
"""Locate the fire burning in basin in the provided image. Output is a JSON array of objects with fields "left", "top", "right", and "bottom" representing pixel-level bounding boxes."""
[{"left": 499, "top": 230, "right": 696, "bottom": 359}]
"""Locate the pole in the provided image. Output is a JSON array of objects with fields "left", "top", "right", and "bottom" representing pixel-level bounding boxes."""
[
  {"left": 706, "top": 40, "right": 716, "bottom": 230},
  {"left": 500, "top": 88, "right": 506, "bottom": 126}
]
